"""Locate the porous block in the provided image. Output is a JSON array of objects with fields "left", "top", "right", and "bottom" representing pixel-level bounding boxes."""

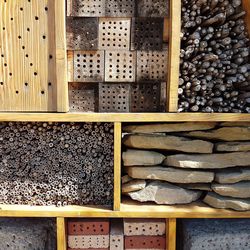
[
  {"left": 105, "top": 0, "right": 135, "bottom": 17},
  {"left": 125, "top": 236, "right": 166, "bottom": 249},
  {"left": 110, "top": 219, "right": 124, "bottom": 250},
  {"left": 137, "top": 0, "right": 169, "bottom": 17}
]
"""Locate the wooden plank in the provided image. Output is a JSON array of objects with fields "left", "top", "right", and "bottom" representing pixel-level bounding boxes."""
[
  {"left": 167, "top": 218, "right": 176, "bottom": 250},
  {"left": 114, "top": 122, "right": 122, "bottom": 211},
  {"left": 166, "top": 0, "right": 181, "bottom": 112},
  {"left": 163, "top": 18, "right": 169, "bottom": 42},
  {"left": 242, "top": 0, "right": 250, "bottom": 34},
  {"left": 0, "top": 113, "right": 250, "bottom": 122},
  {"left": 57, "top": 217, "right": 67, "bottom": 250},
  {"left": 67, "top": 50, "right": 74, "bottom": 82}
]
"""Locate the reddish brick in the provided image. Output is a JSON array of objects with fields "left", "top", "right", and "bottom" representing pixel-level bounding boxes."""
[
  {"left": 68, "top": 249, "right": 108, "bottom": 250},
  {"left": 68, "top": 219, "right": 110, "bottom": 235},
  {"left": 125, "top": 236, "right": 166, "bottom": 249}
]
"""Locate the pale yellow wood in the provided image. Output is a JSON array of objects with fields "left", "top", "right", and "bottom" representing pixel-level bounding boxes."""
[
  {"left": 54, "top": 0, "right": 68, "bottom": 112},
  {"left": 67, "top": 50, "right": 74, "bottom": 82},
  {"left": 163, "top": 18, "right": 169, "bottom": 42},
  {"left": 114, "top": 122, "right": 122, "bottom": 211},
  {"left": 242, "top": 0, "right": 250, "bottom": 34},
  {"left": 167, "top": 0, "right": 181, "bottom": 112},
  {"left": 57, "top": 217, "right": 67, "bottom": 250},
  {"left": 167, "top": 219, "right": 176, "bottom": 250}
]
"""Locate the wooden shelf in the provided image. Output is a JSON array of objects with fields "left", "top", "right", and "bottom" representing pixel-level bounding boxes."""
[{"left": 0, "top": 112, "right": 250, "bottom": 122}]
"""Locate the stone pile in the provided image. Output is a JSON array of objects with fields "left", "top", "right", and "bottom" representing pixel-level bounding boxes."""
[{"left": 122, "top": 122, "right": 250, "bottom": 211}]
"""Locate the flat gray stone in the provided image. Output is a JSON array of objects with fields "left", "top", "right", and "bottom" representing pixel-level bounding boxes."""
[
  {"left": 215, "top": 168, "right": 250, "bottom": 184},
  {"left": 125, "top": 166, "right": 214, "bottom": 183},
  {"left": 123, "top": 122, "right": 217, "bottom": 133},
  {"left": 179, "top": 183, "right": 212, "bottom": 191},
  {"left": 128, "top": 181, "right": 201, "bottom": 205},
  {"left": 220, "top": 122, "right": 250, "bottom": 127},
  {"left": 122, "top": 179, "right": 146, "bottom": 193},
  {"left": 165, "top": 152, "right": 250, "bottom": 169},
  {"left": 122, "top": 149, "right": 165, "bottom": 166},
  {"left": 212, "top": 182, "right": 250, "bottom": 198},
  {"left": 182, "top": 127, "right": 250, "bottom": 141},
  {"left": 122, "top": 175, "right": 133, "bottom": 184},
  {"left": 203, "top": 192, "right": 250, "bottom": 211},
  {"left": 215, "top": 141, "right": 250, "bottom": 152},
  {"left": 123, "top": 134, "right": 213, "bottom": 153},
  {"left": 178, "top": 218, "right": 250, "bottom": 250}
]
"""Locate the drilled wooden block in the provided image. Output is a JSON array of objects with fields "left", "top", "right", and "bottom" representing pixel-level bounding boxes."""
[
  {"left": 137, "top": 50, "right": 168, "bottom": 82},
  {"left": 68, "top": 219, "right": 110, "bottom": 235},
  {"left": 68, "top": 83, "right": 98, "bottom": 112},
  {"left": 130, "top": 82, "right": 163, "bottom": 112},
  {"left": 110, "top": 219, "right": 124, "bottom": 250},
  {"left": 67, "top": 17, "right": 98, "bottom": 50},
  {"left": 99, "top": 83, "right": 130, "bottom": 112},
  {"left": 67, "top": 0, "right": 105, "bottom": 17},
  {"left": 125, "top": 236, "right": 166, "bottom": 249},
  {"left": 105, "top": 51, "right": 136, "bottom": 82},
  {"left": 105, "top": 0, "right": 135, "bottom": 17},
  {"left": 124, "top": 219, "right": 166, "bottom": 236},
  {"left": 99, "top": 18, "right": 131, "bottom": 50},
  {"left": 131, "top": 18, "right": 164, "bottom": 50},
  {"left": 68, "top": 235, "right": 109, "bottom": 248},
  {"left": 137, "top": 0, "right": 169, "bottom": 17},
  {"left": 74, "top": 51, "right": 104, "bottom": 82}
]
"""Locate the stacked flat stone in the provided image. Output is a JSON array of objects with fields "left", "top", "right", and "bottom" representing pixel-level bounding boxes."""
[
  {"left": 122, "top": 122, "right": 250, "bottom": 211},
  {"left": 124, "top": 219, "right": 166, "bottom": 250}
]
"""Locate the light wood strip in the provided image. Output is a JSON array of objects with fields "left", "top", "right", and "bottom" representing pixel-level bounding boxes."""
[
  {"left": 67, "top": 50, "right": 74, "bottom": 82},
  {"left": 167, "top": 218, "right": 176, "bottom": 250},
  {"left": 167, "top": 0, "right": 181, "bottom": 112},
  {"left": 114, "top": 122, "right": 122, "bottom": 211},
  {"left": 57, "top": 217, "right": 67, "bottom": 250}
]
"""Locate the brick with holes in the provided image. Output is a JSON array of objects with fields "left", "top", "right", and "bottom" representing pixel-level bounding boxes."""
[
  {"left": 99, "top": 18, "right": 131, "bottom": 50},
  {"left": 99, "top": 83, "right": 130, "bottom": 112},
  {"left": 136, "top": 0, "right": 169, "bottom": 17},
  {"left": 68, "top": 219, "right": 110, "bottom": 235},
  {"left": 124, "top": 219, "right": 166, "bottom": 236},
  {"left": 68, "top": 235, "right": 110, "bottom": 248},
  {"left": 73, "top": 51, "right": 104, "bottom": 82},
  {"left": 125, "top": 236, "right": 166, "bottom": 249},
  {"left": 131, "top": 18, "right": 164, "bottom": 51},
  {"left": 67, "top": 0, "right": 105, "bottom": 17},
  {"left": 105, "top": 0, "right": 135, "bottom": 17},
  {"left": 110, "top": 219, "right": 124, "bottom": 250},
  {"left": 104, "top": 51, "right": 136, "bottom": 82},
  {"left": 66, "top": 17, "right": 98, "bottom": 50}
]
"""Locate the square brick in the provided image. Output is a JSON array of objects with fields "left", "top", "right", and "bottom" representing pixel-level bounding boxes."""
[
  {"left": 125, "top": 236, "right": 166, "bottom": 249},
  {"left": 105, "top": 0, "right": 135, "bottom": 17}
]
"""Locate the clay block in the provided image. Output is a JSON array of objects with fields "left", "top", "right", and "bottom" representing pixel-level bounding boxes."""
[
  {"left": 68, "top": 249, "right": 108, "bottom": 250},
  {"left": 125, "top": 236, "right": 166, "bottom": 249},
  {"left": 105, "top": 0, "right": 135, "bottom": 17},
  {"left": 68, "top": 83, "right": 98, "bottom": 112},
  {"left": 124, "top": 219, "right": 166, "bottom": 236},
  {"left": 68, "top": 235, "right": 109, "bottom": 248},
  {"left": 67, "top": 17, "right": 98, "bottom": 50},
  {"left": 131, "top": 18, "right": 164, "bottom": 50},
  {"left": 74, "top": 51, "right": 105, "bottom": 82},
  {"left": 136, "top": 0, "right": 169, "bottom": 17},
  {"left": 99, "top": 83, "right": 130, "bottom": 112},
  {"left": 68, "top": 219, "right": 110, "bottom": 235},
  {"left": 99, "top": 18, "right": 131, "bottom": 50},
  {"left": 110, "top": 219, "right": 124, "bottom": 249},
  {"left": 67, "top": 0, "right": 105, "bottom": 17},
  {"left": 104, "top": 51, "right": 136, "bottom": 82}
]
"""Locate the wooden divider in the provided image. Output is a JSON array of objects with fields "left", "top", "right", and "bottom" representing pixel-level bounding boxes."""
[{"left": 57, "top": 217, "right": 67, "bottom": 250}]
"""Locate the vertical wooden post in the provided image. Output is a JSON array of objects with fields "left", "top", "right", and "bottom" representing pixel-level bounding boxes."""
[
  {"left": 113, "top": 122, "right": 122, "bottom": 211},
  {"left": 167, "top": 0, "right": 181, "bottom": 112},
  {"left": 167, "top": 218, "right": 177, "bottom": 250},
  {"left": 57, "top": 217, "right": 67, "bottom": 250}
]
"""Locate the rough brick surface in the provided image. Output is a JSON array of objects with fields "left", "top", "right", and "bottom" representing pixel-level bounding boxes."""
[
  {"left": 68, "top": 235, "right": 109, "bottom": 248},
  {"left": 110, "top": 219, "right": 124, "bottom": 249},
  {"left": 125, "top": 236, "right": 166, "bottom": 249}
]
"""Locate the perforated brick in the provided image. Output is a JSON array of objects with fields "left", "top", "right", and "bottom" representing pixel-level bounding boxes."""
[
  {"left": 137, "top": 50, "right": 168, "bottom": 82},
  {"left": 125, "top": 236, "right": 166, "bottom": 249},
  {"left": 66, "top": 17, "right": 98, "bottom": 50},
  {"left": 105, "top": 51, "right": 136, "bottom": 82},
  {"left": 124, "top": 219, "right": 166, "bottom": 236},
  {"left": 74, "top": 51, "right": 104, "bottom": 82},
  {"left": 99, "top": 83, "right": 130, "bottom": 112},
  {"left": 105, "top": 0, "right": 135, "bottom": 17},
  {"left": 67, "top": 0, "right": 105, "bottom": 17},
  {"left": 68, "top": 235, "right": 109, "bottom": 248},
  {"left": 130, "top": 82, "right": 164, "bottom": 112},
  {"left": 110, "top": 219, "right": 124, "bottom": 250},
  {"left": 137, "top": 0, "right": 169, "bottom": 17},
  {"left": 68, "top": 219, "right": 110, "bottom": 235},
  {"left": 131, "top": 18, "right": 164, "bottom": 51},
  {"left": 99, "top": 18, "right": 131, "bottom": 50}
]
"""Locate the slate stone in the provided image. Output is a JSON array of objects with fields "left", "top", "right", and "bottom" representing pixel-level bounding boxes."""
[
  {"left": 165, "top": 152, "right": 250, "bottom": 169},
  {"left": 123, "top": 134, "right": 213, "bottom": 153},
  {"left": 122, "top": 175, "right": 133, "bottom": 184},
  {"left": 122, "top": 179, "right": 146, "bottom": 193},
  {"left": 125, "top": 166, "right": 214, "bottom": 184},
  {"left": 128, "top": 181, "right": 201, "bottom": 205},
  {"left": 123, "top": 149, "right": 165, "bottom": 166},
  {"left": 203, "top": 192, "right": 250, "bottom": 211},
  {"left": 215, "top": 141, "right": 250, "bottom": 152},
  {"left": 178, "top": 183, "right": 212, "bottom": 191},
  {"left": 220, "top": 122, "right": 250, "bottom": 127},
  {"left": 123, "top": 122, "right": 217, "bottom": 133},
  {"left": 215, "top": 168, "right": 250, "bottom": 184}
]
